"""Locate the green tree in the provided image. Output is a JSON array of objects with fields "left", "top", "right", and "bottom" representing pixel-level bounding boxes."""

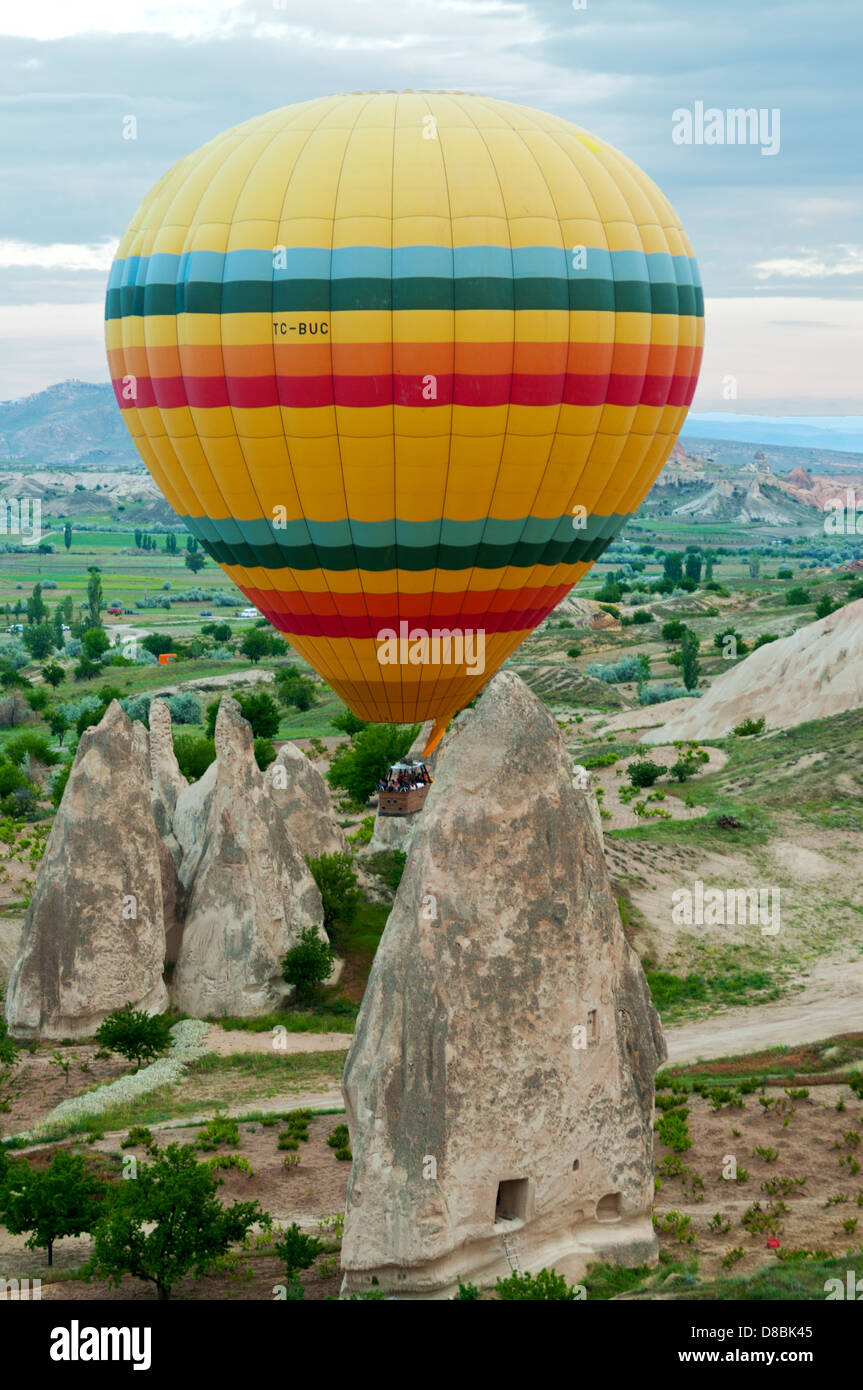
[
  {"left": 95, "top": 1004, "right": 173, "bottom": 1068},
  {"left": 186, "top": 535, "right": 199, "bottom": 552},
  {"left": 73, "top": 658, "right": 102, "bottom": 681},
  {"left": 140, "top": 632, "right": 175, "bottom": 657},
  {"left": 42, "top": 662, "right": 65, "bottom": 689},
  {"left": 748, "top": 551, "right": 761, "bottom": 579},
  {"left": 628, "top": 759, "right": 663, "bottom": 789},
  {"left": 22, "top": 621, "right": 55, "bottom": 660},
  {"left": 82, "top": 627, "right": 111, "bottom": 662},
  {"left": 680, "top": 627, "right": 701, "bottom": 690},
  {"left": 306, "top": 851, "right": 360, "bottom": 933},
  {"left": 815, "top": 594, "right": 840, "bottom": 619},
  {"left": 239, "top": 628, "right": 269, "bottom": 664},
  {"left": 88, "top": 1144, "right": 264, "bottom": 1300},
  {"left": 63, "top": 522, "right": 72, "bottom": 551},
  {"left": 173, "top": 733, "right": 216, "bottom": 781},
  {"left": 49, "top": 710, "right": 70, "bottom": 745},
  {"left": 332, "top": 709, "right": 368, "bottom": 738},
  {"left": 684, "top": 552, "right": 702, "bottom": 584},
  {"left": 661, "top": 619, "right": 686, "bottom": 642},
  {"left": 85, "top": 567, "right": 103, "bottom": 629},
  {"left": 0, "top": 1150, "right": 105, "bottom": 1266},
  {"left": 785, "top": 586, "right": 811, "bottom": 606},
  {"left": 26, "top": 583, "right": 47, "bottom": 625},
  {"left": 281, "top": 926, "right": 336, "bottom": 1002},
  {"left": 275, "top": 666, "right": 317, "bottom": 712},
  {"left": 663, "top": 551, "right": 683, "bottom": 583},
  {"left": 62, "top": 595, "right": 74, "bottom": 624},
  {"left": 185, "top": 551, "right": 206, "bottom": 574},
  {"left": 327, "top": 722, "right": 419, "bottom": 805}
]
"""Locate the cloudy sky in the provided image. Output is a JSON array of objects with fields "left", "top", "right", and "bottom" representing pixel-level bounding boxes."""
[{"left": 1, "top": 0, "right": 861, "bottom": 412}]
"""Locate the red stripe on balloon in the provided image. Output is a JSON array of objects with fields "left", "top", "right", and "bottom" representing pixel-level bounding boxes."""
[
  {"left": 114, "top": 371, "right": 700, "bottom": 412},
  {"left": 240, "top": 583, "right": 572, "bottom": 638}
]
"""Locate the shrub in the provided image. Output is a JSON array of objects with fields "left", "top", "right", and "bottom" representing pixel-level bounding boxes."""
[
  {"left": 628, "top": 759, "right": 663, "bottom": 789},
  {"left": 196, "top": 1116, "right": 240, "bottom": 1151},
  {"left": 141, "top": 633, "right": 176, "bottom": 657},
  {"left": 785, "top": 586, "right": 811, "bottom": 606},
  {"left": 656, "top": 1110, "right": 692, "bottom": 1153},
  {"left": 495, "top": 1268, "right": 581, "bottom": 1300},
  {"left": 274, "top": 1222, "right": 322, "bottom": 1278},
  {"left": 733, "top": 716, "right": 765, "bottom": 737},
  {"left": 275, "top": 666, "right": 318, "bottom": 712},
  {"left": 166, "top": 692, "right": 203, "bottom": 725},
  {"left": 173, "top": 733, "right": 216, "bottom": 781},
  {"left": 630, "top": 608, "right": 654, "bottom": 624},
  {"left": 327, "top": 1124, "right": 350, "bottom": 1151},
  {"left": 566, "top": 646, "right": 582, "bottom": 659},
  {"left": 281, "top": 926, "right": 336, "bottom": 1001},
  {"left": 95, "top": 1004, "right": 173, "bottom": 1068},
  {"left": 0, "top": 763, "right": 29, "bottom": 795},
  {"left": 121, "top": 1126, "right": 155, "bottom": 1151},
  {"left": 581, "top": 751, "right": 618, "bottom": 769},
  {"left": 753, "top": 633, "right": 780, "bottom": 649},
  {"left": 253, "top": 737, "right": 277, "bottom": 771},
  {"left": 815, "top": 594, "right": 841, "bottom": 619},
  {"left": 3, "top": 731, "right": 59, "bottom": 767},
  {"left": 121, "top": 694, "right": 152, "bottom": 724},
  {"left": 585, "top": 655, "right": 649, "bottom": 685},
  {"left": 639, "top": 683, "right": 700, "bottom": 706}
]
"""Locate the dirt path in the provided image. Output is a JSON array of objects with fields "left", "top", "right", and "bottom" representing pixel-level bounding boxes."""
[
  {"left": 664, "top": 958, "right": 863, "bottom": 1063},
  {"left": 202, "top": 1026, "right": 350, "bottom": 1056}
]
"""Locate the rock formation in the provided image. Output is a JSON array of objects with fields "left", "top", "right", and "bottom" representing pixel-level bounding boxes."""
[
  {"left": 265, "top": 742, "right": 347, "bottom": 858},
  {"left": 643, "top": 598, "right": 863, "bottom": 743},
  {"left": 5, "top": 702, "right": 168, "bottom": 1039},
  {"left": 148, "top": 697, "right": 188, "bottom": 959},
  {"left": 172, "top": 698, "right": 327, "bottom": 1018},
  {"left": 341, "top": 671, "right": 665, "bottom": 1298}
]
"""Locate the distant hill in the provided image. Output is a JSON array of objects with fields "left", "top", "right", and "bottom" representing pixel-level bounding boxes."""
[
  {"left": 0, "top": 380, "right": 139, "bottom": 466},
  {"left": 681, "top": 414, "right": 863, "bottom": 455}
]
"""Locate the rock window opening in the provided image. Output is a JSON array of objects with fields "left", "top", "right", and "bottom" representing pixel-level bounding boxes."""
[{"left": 495, "top": 1178, "right": 529, "bottom": 1224}]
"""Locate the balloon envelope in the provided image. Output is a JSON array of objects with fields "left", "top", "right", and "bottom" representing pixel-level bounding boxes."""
[{"left": 106, "top": 91, "right": 703, "bottom": 734}]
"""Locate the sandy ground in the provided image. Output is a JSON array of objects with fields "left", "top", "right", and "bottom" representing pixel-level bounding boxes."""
[
  {"left": 202, "top": 1025, "right": 350, "bottom": 1057},
  {"left": 664, "top": 959, "right": 863, "bottom": 1064},
  {"left": 654, "top": 1083, "right": 863, "bottom": 1281}
]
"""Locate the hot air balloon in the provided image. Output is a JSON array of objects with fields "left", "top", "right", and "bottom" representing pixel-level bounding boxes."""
[{"left": 106, "top": 92, "right": 703, "bottom": 753}]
